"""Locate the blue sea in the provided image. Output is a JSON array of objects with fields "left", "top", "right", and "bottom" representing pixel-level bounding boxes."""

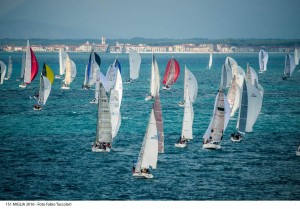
[{"left": 0, "top": 52, "right": 299, "bottom": 200}]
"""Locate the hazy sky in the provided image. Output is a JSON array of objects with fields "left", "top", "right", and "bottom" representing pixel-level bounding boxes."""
[{"left": 0, "top": 0, "right": 300, "bottom": 39}]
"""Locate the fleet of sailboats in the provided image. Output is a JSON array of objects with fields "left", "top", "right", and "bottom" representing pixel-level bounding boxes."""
[{"left": 6, "top": 44, "right": 300, "bottom": 173}]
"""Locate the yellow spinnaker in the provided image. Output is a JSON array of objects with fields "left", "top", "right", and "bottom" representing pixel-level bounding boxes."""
[{"left": 45, "top": 64, "right": 54, "bottom": 84}]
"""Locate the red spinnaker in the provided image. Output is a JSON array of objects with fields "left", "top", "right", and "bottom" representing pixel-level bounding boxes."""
[
  {"left": 162, "top": 58, "right": 180, "bottom": 86},
  {"left": 29, "top": 48, "right": 39, "bottom": 83}
]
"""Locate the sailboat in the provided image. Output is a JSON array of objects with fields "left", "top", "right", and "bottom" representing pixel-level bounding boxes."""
[
  {"left": 19, "top": 40, "right": 39, "bottom": 88},
  {"left": 162, "top": 57, "right": 180, "bottom": 90},
  {"left": 259, "top": 49, "right": 268, "bottom": 73},
  {"left": 132, "top": 104, "right": 158, "bottom": 179},
  {"left": 33, "top": 63, "right": 54, "bottom": 111},
  {"left": 179, "top": 66, "right": 198, "bottom": 107},
  {"left": 153, "top": 90, "right": 164, "bottom": 153},
  {"left": 0, "top": 61, "right": 7, "bottom": 85},
  {"left": 203, "top": 87, "right": 231, "bottom": 149},
  {"left": 55, "top": 48, "right": 67, "bottom": 79},
  {"left": 227, "top": 75, "right": 241, "bottom": 117},
  {"left": 207, "top": 52, "right": 213, "bottom": 69},
  {"left": 145, "top": 54, "right": 160, "bottom": 101},
  {"left": 175, "top": 88, "right": 193, "bottom": 148},
  {"left": 125, "top": 49, "right": 141, "bottom": 83},
  {"left": 282, "top": 54, "right": 295, "bottom": 80},
  {"left": 82, "top": 48, "right": 101, "bottom": 89},
  {"left": 92, "top": 81, "right": 113, "bottom": 152},
  {"left": 231, "top": 78, "right": 263, "bottom": 142},
  {"left": 4, "top": 56, "right": 12, "bottom": 80},
  {"left": 61, "top": 55, "right": 76, "bottom": 89},
  {"left": 203, "top": 88, "right": 231, "bottom": 149},
  {"left": 246, "top": 63, "right": 264, "bottom": 97},
  {"left": 110, "top": 70, "right": 123, "bottom": 139}
]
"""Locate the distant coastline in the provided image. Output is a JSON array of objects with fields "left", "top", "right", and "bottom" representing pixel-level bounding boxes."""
[{"left": 0, "top": 37, "right": 299, "bottom": 54}]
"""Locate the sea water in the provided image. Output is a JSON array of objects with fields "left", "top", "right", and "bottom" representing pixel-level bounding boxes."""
[{"left": 0, "top": 52, "right": 299, "bottom": 200}]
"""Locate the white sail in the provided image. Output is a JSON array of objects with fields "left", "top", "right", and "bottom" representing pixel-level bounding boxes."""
[
  {"left": 38, "top": 75, "right": 51, "bottom": 105},
  {"left": 96, "top": 82, "right": 112, "bottom": 143},
  {"left": 227, "top": 75, "right": 242, "bottom": 117},
  {"left": 24, "top": 40, "right": 32, "bottom": 83},
  {"left": 237, "top": 81, "right": 262, "bottom": 133},
  {"left": 203, "top": 90, "right": 230, "bottom": 143},
  {"left": 183, "top": 66, "right": 198, "bottom": 103},
  {"left": 221, "top": 63, "right": 233, "bottom": 89},
  {"left": 181, "top": 89, "right": 193, "bottom": 139},
  {"left": 259, "top": 49, "right": 268, "bottom": 72},
  {"left": 208, "top": 52, "right": 212, "bottom": 69},
  {"left": 295, "top": 48, "right": 300, "bottom": 66},
  {"left": 0, "top": 61, "right": 7, "bottom": 84},
  {"left": 136, "top": 109, "right": 158, "bottom": 172},
  {"left": 149, "top": 54, "right": 160, "bottom": 97},
  {"left": 106, "top": 64, "right": 118, "bottom": 91},
  {"left": 284, "top": 54, "right": 296, "bottom": 77},
  {"left": 70, "top": 59, "right": 77, "bottom": 83},
  {"left": 246, "top": 63, "right": 258, "bottom": 85},
  {"left": 59, "top": 49, "right": 67, "bottom": 76},
  {"left": 4, "top": 56, "right": 12, "bottom": 80},
  {"left": 129, "top": 49, "right": 141, "bottom": 80},
  {"left": 110, "top": 70, "right": 123, "bottom": 138},
  {"left": 20, "top": 52, "right": 25, "bottom": 79}
]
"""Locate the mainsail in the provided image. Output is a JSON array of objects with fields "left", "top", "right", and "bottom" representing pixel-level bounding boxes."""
[
  {"left": 4, "top": 56, "right": 12, "bottom": 80},
  {"left": 153, "top": 92, "right": 164, "bottom": 153},
  {"left": 0, "top": 61, "right": 7, "bottom": 85},
  {"left": 22, "top": 40, "right": 39, "bottom": 86},
  {"left": 63, "top": 55, "right": 76, "bottom": 86},
  {"left": 148, "top": 54, "right": 160, "bottom": 98},
  {"left": 295, "top": 48, "right": 300, "bottom": 66},
  {"left": 59, "top": 48, "right": 67, "bottom": 76},
  {"left": 135, "top": 108, "right": 158, "bottom": 173},
  {"left": 95, "top": 82, "right": 113, "bottom": 144},
  {"left": 181, "top": 88, "right": 193, "bottom": 140},
  {"left": 182, "top": 66, "right": 198, "bottom": 104},
  {"left": 129, "top": 49, "right": 141, "bottom": 80},
  {"left": 208, "top": 52, "right": 213, "bottom": 69},
  {"left": 236, "top": 80, "right": 262, "bottom": 133},
  {"left": 284, "top": 54, "right": 296, "bottom": 78}
]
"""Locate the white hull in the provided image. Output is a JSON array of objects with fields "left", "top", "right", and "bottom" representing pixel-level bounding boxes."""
[
  {"left": 90, "top": 99, "right": 98, "bottom": 104},
  {"left": 33, "top": 107, "right": 42, "bottom": 111},
  {"left": 92, "top": 147, "right": 111, "bottom": 152},
  {"left": 162, "top": 86, "right": 170, "bottom": 90},
  {"left": 61, "top": 86, "right": 70, "bottom": 90},
  {"left": 296, "top": 151, "right": 300, "bottom": 156},
  {"left": 178, "top": 101, "right": 185, "bottom": 107},
  {"left": 55, "top": 75, "right": 63, "bottom": 79},
  {"left": 145, "top": 95, "right": 153, "bottom": 101},
  {"left": 19, "top": 83, "right": 26, "bottom": 88},
  {"left": 203, "top": 143, "right": 221, "bottom": 149},
  {"left": 230, "top": 137, "right": 242, "bottom": 142},
  {"left": 175, "top": 142, "right": 186, "bottom": 148},
  {"left": 132, "top": 172, "right": 153, "bottom": 179},
  {"left": 4, "top": 78, "right": 9, "bottom": 80}
]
